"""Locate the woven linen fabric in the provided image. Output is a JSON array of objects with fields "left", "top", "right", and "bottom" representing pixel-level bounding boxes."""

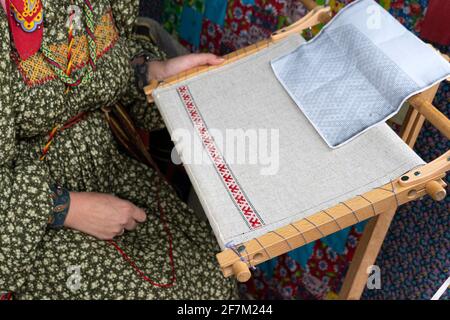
[
  {"left": 271, "top": 0, "right": 450, "bottom": 148},
  {"left": 153, "top": 33, "right": 424, "bottom": 249}
]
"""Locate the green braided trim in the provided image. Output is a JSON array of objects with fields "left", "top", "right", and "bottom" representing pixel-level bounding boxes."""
[{"left": 40, "top": 2, "right": 97, "bottom": 87}]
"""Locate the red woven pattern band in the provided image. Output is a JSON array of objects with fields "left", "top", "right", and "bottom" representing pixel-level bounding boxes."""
[{"left": 177, "top": 85, "right": 264, "bottom": 230}]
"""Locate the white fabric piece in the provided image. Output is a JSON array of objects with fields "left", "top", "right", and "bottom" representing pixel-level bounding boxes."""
[
  {"left": 153, "top": 34, "right": 424, "bottom": 249},
  {"left": 271, "top": 0, "right": 450, "bottom": 148}
]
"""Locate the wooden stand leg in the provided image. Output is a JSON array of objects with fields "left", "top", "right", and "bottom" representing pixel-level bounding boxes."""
[
  {"left": 400, "top": 106, "right": 426, "bottom": 148},
  {"left": 338, "top": 207, "right": 397, "bottom": 300},
  {"left": 400, "top": 84, "right": 440, "bottom": 147},
  {"left": 339, "top": 84, "right": 442, "bottom": 300}
]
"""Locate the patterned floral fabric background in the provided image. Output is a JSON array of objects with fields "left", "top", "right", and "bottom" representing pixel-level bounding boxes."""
[
  {"left": 144, "top": 0, "right": 437, "bottom": 55},
  {"left": 140, "top": 0, "right": 449, "bottom": 300}
]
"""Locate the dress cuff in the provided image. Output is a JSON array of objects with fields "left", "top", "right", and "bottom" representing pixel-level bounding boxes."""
[
  {"left": 131, "top": 51, "right": 161, "bottom": 91},
  {"left": 47, "top": 185, "right": 71, "bottom": 229}
]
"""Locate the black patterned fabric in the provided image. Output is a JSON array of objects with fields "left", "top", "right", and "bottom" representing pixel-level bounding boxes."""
[{"left": 139, "top": 0, "right": 164, "bottom": 22}]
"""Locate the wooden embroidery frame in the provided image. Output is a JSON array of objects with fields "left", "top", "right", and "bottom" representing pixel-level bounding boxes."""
[{"left": 144, "top": 0, "right": 450, "bottom": 300}]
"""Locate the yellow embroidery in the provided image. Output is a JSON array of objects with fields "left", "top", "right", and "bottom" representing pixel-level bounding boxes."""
[{"left": 14, "top": 10, "right": 119, "bottom": 87}]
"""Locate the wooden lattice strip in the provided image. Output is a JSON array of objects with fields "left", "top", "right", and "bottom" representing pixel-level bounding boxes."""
[{"left": 217, "top": 158, "right": 449, "bottom": 279}]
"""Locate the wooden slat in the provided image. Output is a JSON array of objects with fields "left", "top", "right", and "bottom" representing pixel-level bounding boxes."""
[
  {"left": 400, "top": 106, "right": 424, "bottom": 147},
  {"left": 401, "top": 84, "right": 440, "bottom": 146},
  {"left": 337, "top": 85, "right": 446, "bottom": 299},
  {"left": 145, "top": 39, "right": 272, "bottom": 103},
  {"left": 409, "top": 95, "right": 450, "bottom": 140},
  {"left": 299, "top": 0, "right": 319, "bottom": 11},
  {"left": 399, "top": 151, "right": 450, "bottom": 188},
  {"left": 271, "top": 6, "right": 331, "bottom": 41},
  {"left": 216, "top": 152, "right": 449, "bottom": 278},
  {"left": 338, "top": 206, "right": 397, "bottom": 299},
  {"left": 144, "top": 6, "right": 332, "bottom": 102}
]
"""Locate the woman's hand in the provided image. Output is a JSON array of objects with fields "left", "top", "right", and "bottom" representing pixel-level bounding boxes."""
[
  {"left": 147, "top": 53, "right": 225, "bottom": 81},
  {"left": 64, "top": 192, "right": 147, "bottom": 240}
]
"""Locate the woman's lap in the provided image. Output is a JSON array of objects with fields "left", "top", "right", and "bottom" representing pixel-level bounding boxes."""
[{"left": 17, "top": 154, "right": 235, "bottom": 299}]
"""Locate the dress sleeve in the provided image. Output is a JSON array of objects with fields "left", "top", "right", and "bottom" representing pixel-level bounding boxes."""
[
  {"left": 110, "top": 0, "right": 166, "bottom": 131},
  {"left": 0, "top": 15, "right": 53, "bottom": 292}
]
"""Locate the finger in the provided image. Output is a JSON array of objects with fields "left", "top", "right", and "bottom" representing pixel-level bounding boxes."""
[
  {"left": 117, "top": 228, "right": 125, "bottom": 236},
  {"left": 176, "top": 53, "right": 223, "bottom": 70},
  {"left": 124, "top": 219, "right": 138, "bottom": 231},
  {"left": 162, "top": 54, "right": 225, "bottom": 79},
  {"left": 192, "top": 53, "right": 224, "bottom": 66},
  {"left": 132, "top": 207, "right": 147, "bottom": 223},
  {"left": 204, "top": 54, "right": 225, "bottom": 65}
]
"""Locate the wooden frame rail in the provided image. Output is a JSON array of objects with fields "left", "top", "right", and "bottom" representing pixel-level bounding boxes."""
[
  {"left": 216, "top": 84, "right": 450, "bottom": 284},
  {"left": 216, "top": 149, "right": 449, "bottom": 282},
  {"left": 144, "top": 5, "right": 332, "bottom": 103}
]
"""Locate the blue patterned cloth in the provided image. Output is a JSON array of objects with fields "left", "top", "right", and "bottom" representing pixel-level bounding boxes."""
[
  {"left": 179, "top": 5, "right": 204, "bottom": 48},
  {"left": 205, "top": 0, "right": 228, "bottom": 27}
]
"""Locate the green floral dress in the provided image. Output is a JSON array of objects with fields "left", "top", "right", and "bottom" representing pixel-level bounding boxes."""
[{"left": 0, "top": 0, "right": 235, "bottom": 299}]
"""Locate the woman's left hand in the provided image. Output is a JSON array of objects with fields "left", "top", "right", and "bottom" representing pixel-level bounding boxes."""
[{"left": 147, "top": 53, "right": 225, "bottom": 81}]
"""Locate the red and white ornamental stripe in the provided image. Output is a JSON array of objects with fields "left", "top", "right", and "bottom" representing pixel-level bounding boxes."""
[{"left": 177, "top": 86, "right": 264, "bottom": 229}]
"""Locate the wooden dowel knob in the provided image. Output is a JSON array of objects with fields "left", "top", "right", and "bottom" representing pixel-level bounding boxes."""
[
  {"left": 425, "top": 181, "right": 446, "bottom": 201},
  {"left": 319, "top": 11, "right": 332, "bottom": 24},
  {"left": 300, "top": 0, "right": 319, "bottom": 11},
  {"left": 232, "top": 261, "right": 251, "bottom": 283},
  {"left": 144, "top": 79, "right": 159, "bottom": 103}
]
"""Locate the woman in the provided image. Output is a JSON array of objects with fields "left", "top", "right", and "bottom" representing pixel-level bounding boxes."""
[{"left": 0, "top": 0, "right": 235, "bottom": 299}]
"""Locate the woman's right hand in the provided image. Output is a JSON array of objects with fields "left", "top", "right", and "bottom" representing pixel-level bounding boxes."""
[{"left": 64, "top": 192, "right": 147, "bottom": 240}]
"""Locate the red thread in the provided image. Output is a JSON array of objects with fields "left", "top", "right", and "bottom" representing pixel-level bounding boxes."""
[
  {"left": 108, "top": 182, "right": 176, "bottom": 288},
  {"left": 0, "top": 292, "right": 12, "bottom": 300},
  {"left": 36, "top": 107, "right": 176, "bottom": 290}
]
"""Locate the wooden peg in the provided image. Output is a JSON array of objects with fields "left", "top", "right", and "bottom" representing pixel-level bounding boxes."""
[
  {"left": 299, "top": 0, "right": 319, "bottom": 11},
  {"left": 144, "top": 79, "right": 160, "bottom": 103},
  {"left": 232, "top": 261, "right": 251, "bottom": 282},
  {"left": 271, "top": 6, "right": 331, "bottom": 41},
  {"left": 399, "top": 151, "right": 450, "bottom": 187},
  {"left": 425, "top": 180, "right": 447, "bottom": 201}
]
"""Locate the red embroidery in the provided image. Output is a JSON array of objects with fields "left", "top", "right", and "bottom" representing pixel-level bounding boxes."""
[{"left": 177, "top": 85, "right": 264, "bottom": 230}]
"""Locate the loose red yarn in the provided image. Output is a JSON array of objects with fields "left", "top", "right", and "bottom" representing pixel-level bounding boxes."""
[
  {"left": 108, "top": 182, "right": 176, "bottom": 288},
  {"left": 39, "top": 113, "right": 176, "bottom": 289}
]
